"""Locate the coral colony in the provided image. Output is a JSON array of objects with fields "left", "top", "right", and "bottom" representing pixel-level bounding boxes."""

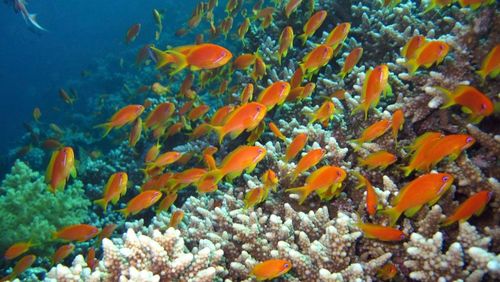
[{"left": 1, "top": 0, "right": 499, "bottom": 281}]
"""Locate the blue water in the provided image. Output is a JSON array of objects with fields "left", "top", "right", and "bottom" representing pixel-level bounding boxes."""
[{"left": 0, "top": 0, "right": 198, "bottom": 174}]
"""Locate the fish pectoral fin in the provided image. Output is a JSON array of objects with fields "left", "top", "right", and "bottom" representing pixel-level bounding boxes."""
[
  {"left": 474, "top": 205, "right": 487, "bottom": 216},
  {"left": 460, "top": 106, "right": 472, "bottom": 114},
  {"left": 70, "top": 167, "right": 77, "bottom": 178},
  {"left": 404, "top": 205, "right": 423, "bottom": 217},
  {"left": 246, "top": 163, "right": 258, "bottom": 174},
  {"left": 229, "top": 129, "right": 244, "bottom": 140}
]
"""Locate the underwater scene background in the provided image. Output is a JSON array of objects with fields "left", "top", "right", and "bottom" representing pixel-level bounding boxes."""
[{"left": 0, "top": 0, "right": 498, "bottom": 281}]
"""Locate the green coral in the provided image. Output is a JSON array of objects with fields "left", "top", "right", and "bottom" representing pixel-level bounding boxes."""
[{"left": 0, "top": 160, "right": 90, "bottom": 252}]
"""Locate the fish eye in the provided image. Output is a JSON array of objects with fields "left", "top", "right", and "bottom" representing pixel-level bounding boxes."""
[
  {"left": 284, "top": 263, "right": 289, "bottom": 268},
  {"left": 480, "top": 103, "right": 487, "bottom": 110},
  {"left": 466, "top": 137, "right": 473, "bottom": 143},
  {"left": 400, "top": 234, "right": 406, "bottom": 240},
  {"left": 337, "top": 171, "right": 342, "bottom": 176},
  {"left": 442, "top": 176, "right": 449, "bottom": 182}
]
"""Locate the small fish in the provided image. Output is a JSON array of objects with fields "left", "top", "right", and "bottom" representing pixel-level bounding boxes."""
[
  {"left": 442, "top": 190, "right": 493, "bottom": 226},
  {"left": 52, "top": 244, "right": 74, "bottom": 265},
  {"left": 477, "top": 44, "right": 500, "bottom": 81},
  {"left": 289, "top": 148, "right": 326, "bottom": 183},
  {"left": 324, "top": 22, "right": 351, "bottom": 51},
  {"left": 391, "top": 109, "right": 404, "bottom": 144},
  {"left": 59, "top": 88, "right": 75, "bottom": 105},
  {"left": 118, "top": 190, "right": 163, "bottom": 218},
  {"left": 153, "top": 9, "right": 163, "bottom": 40},
  {"left": 136, "top": 44, "right": 152, "bottom": 65},
  {"left": 237, "top": 18, "right": 250, "bottom": 45},
  {"left": 284, "top": 133, "right": 308, "bottom": 162},
  {"left": 169, "top": 210, "right": 184, "bottom": 228},
  {"left": 125, "top": 23, "right": 141, "bottom": 44},
  {"left": 287, "top": 82, "right": 316, "bottom": 102},
  {"left": 42, "top": 139, "right": 62, "bottom": 150},
  {"left": 351, "top": 64, "right": 391, "bottom": 120},
  {"left": 86, "top": 247, "right": 96, "bottom": 271},
  {"left": 405, "top": 131, "right": 443, "bottom": 154},
  {"left": 244, "top": 187, "right": 266, "bottom": 209},
  {"left": 353, "top": 172, "right": 378, "bottom": 216},
  {"left": 157, "top": 193, "right": 178, "bottom": 214},
  {"left": 171, "top": 168, "right": 207, "bottom": 190},
  {"left": 145, "top": 142, "right": 162, "bottom": 163},
  {"left": 251, "top": 54, "right": 267, "bottom": 81},
  {"left": 251, "top": 259, "right": 292, "bottom": 281},
  {"left": 94, "top": 172, "right": 128, "bottom": 211},
  {"left": 284, "top": 0, "right": 303, "bottom": 18},
  {"left": 406, "top": 40, "right": 449, "bottom": 74},
  {"left": 256, "top": 81, "right": 291, "bottom": 110},
  {"left": 97, "top": 224, "right": 117, "bottom": 242},
  {"left": 45, "top": 147, "right": 77, "bottom": 193},
  {"left": 377, "top": 262, "right": 398, "bottom": 280},
  {"left": 149, "top": 43, "right": 233, "bottom": 75},
  {"left": 300, "top": 44, "right": 334, "bottom": 77},
  {"left": 261, "top": 169, "right": 278, "bottom": 193},
  {"left": 211, "top": 105, "right": 234, "bottom": 126},
  {"left": 209, "top": 102, "right": 267, "bottom": 144},
  {"left": 436, "top": 85, "right": 494, "bottom": 123},
  {"left": 297, "top": 10, "right": 327, "bottom": 45},
  {"left": 2, "top": 254, "right": 36, "bottom": 281},
  {"left": 53, "top": 224, "right": 99, "bottom": 242},
  {"left": 95, "top": 105, "right": 144, "bottom": 137},
  {"left": 33, "top": 107, "right": 41, "bottom": 122},
  {"left": 277, "top": 26, "right": 294, "bottom": 65},
  {"left": 196, "top": 146, "right": 267, "bottom": 192},
  {"left": 357, "top": 222, "right": 406, "bottom": 241},
  {"left": 382, "top": 173, "right": 454, "bottom": 226},
  {"left": 4, "top": 241, "right": 35, "bottom": 260},
  {"left": 338, "top": 47, "right": 363, "bottom": 79},
  {"left": 246, "top": 120, "right": 266, "bottom": 145},
  {"left": 164, "top": 122, "right": 184, "bottom": 139},
  {"left": 232, "top": 53, "right": 257, "bottom": 71},
  {"left": 287, "top": 166, "right": 347, "bottom": 204},
  {"left": 289, "top": 65, "right": 304, "bottom": 89},
  {"left": 401, "top": 35, "right": 426, "bottom": 60},
  {"left": 350, "top": 119, "right": 391, "bottom": 149},
  {"left": 188, "top": 104, "right": 210, "bottom": 121},
  {"left": 147, "top": 151, "right": 182, "bottom": 170},
  {"left": 151, "top": 82, "right": 171, "bottom": 95},
  {"left": 129, "top": 118, "right": 142, "bottom": 147},
  {"left": 269, "top": 122, "right": 287, "bottom": 142},
  {"left": 145, "top": 103, "right": 175, "bottom": 130},
  {"left": 307, "top": 100, "right": 336, "bottom": 127},
  {"left": 358, "top": 151, "right": 397, "bottom": 170},
  {"left": 240, "top": 83, "right": 254, "bottom": 104}
]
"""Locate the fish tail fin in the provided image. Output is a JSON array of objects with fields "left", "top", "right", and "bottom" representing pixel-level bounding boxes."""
[
  {"left": 277, "top": 52, "right": 282, "bottom": 65},
  {"left": 338, "top": 70, "right": 347, "bottom": 80},
  {"left": 94, "top": 122, "right": 113, "bottom": 138},
  {"left": 405, "top": 59, "right": 419, "bottom": 75},
  {"left": 149, "top": 46, "right": 176, "bottom": 69},
  {"left": 351, "top": 103, "right": 368, "bottom": 120},
  {"left": 440, "top": 217, "right": 455, "bottom": 227},
  {"left": 297, "top": 34, "right": 307, "bottom": 46},
  {"left": 400, "top": 165, "right": 413, "bottom": 177},
  {"left": 165, "top": 50, "right": 188, "bottom": 75},
  {"left": 380, "top": 207, "right": 402, "bottom": 226},
  {"left": 117, "top": 208, "right": 129, "bottom": 218},
  {"left": 285, "top": 186, "right": 310, "bottom": 205},
  {"left": 434, "top": 86, "right": 455, "bottom": 109},
  {"left": 476, "top": 70, "right": 486, "bottom": 82},
  {"left": 207, "top": 124, "right": 225, "bottom": 144},
  {"left": 94, "top": 199, "right": 108, "bottom": 211},
  {"left": 422, "top": 3, "right": 435, "bottom": 14}
]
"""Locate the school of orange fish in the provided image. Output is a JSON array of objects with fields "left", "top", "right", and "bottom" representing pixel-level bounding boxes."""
[{"left": 2, "top": 0, "right": 499, "bottom": 281}]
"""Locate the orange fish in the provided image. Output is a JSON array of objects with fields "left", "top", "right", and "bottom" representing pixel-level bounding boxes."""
[
  {"left": 401, "top": 133, "right": 445, "bottom": 177},
  {"left": 136, "top": 44, "right": 151, "bottom": 65},
  {"left": 169, "top": 210, "right": 184, "bottom": 228},
  {"left": 308, "top": 100, "right": 336, "bottom": 127},
  {"left": 287, "top": 82, "right": 315, "bottom": 102},
  {"left": 240, "top": 83, "right": 254, "bottom": 104},
  {"left": 151, "top": 82, "right": 171, "bottom": 95},
  {"left": 357, "top": 222, "right": 406, "bottom": 241},
  {"left": 324, "top": 22, "right": 351, "bottom": 50},
  {"left": 52, "top": 244, "right": 74, "bottom": 265},
  {"left": 256, "top": 81, "right": 291, "bottom": 110},
  {"left": 150, "top": 43, "right": 233, "bottom": 75},
  {"left": 277, "top": 26, "right": 294, "bottom": 64},
  {"left": 401, "top": 35, "right": 426, "bottom": 60},
  {"left": 237, "top": 18, "right": 250, "bottom": 45},
  {"left": 329, "top": 89, "right": 347, "bottom": 100},
  {"left": 145, "top": 103, "right": 175, "bottom": 130},
  {"left": 4, "top": 241, "right": 35, "bottom": 260},
  {"left": 33, "top": 107, "right": 41, "bottom": 122},
  {"left": 350, "top": 119, "right": 391, "bottom": 149},
  {"left": 179, "top": 100, "right": 194, "bottom": 117},
  {"left": 358, "top": 151, "right": 397, "bottom": 170},
  {"left": 423, "top": 0, "right": 454, "bottom": 13},
  {"left": 86, "top": 247, "right": 96, "bottom": 271},
  {"left": 382, "top": 173, "right": 454, "bottom": 225},
  {"left": 147, "top": 151, "right": 182, "bottom": 170},
  {"left": 164, "top": 122, "right": 184, "bottom": 139},
  {"left": 145, "top": 142, "right": 161, "bottom": 163},
  {"left": 188, "top": 104, "right": 210, "bottom": 121},
  {"left": 171, "top": 168, "right": 207, "bottom": 190},
  {"left": 352, "top": 64, "right": 391, "bottom": 120},
  {"left": 97, "top": 224, "right": 117, "bottom": 242},
  {"left": 284, "top": 133, "right": 308, "bottom": 162},
  {"left": 59, "top": 88, "right": 75, "bottom": 105},
  {"left": 45, "top": 147, "right": 77, "bottom": 193},
  {"left": 251, "top": 259, "right": 292, "bottom": 281},
  {"left": 290, "top": 148, "right": 326, "bottom": 183},
  {"left": 458, "top": 0, "right": 495, "bottom": 10},
  {"left": 96, "top": 105, "right": 144, "bottom": 137},
  {"left": 157, "top": 193, "right": 178, "bottom": 214},
  {"left": 261, "top": 169, "right": 278, "bottom": 193},
  {"left": 189, "top": 123, "right": 212, "bottom": 140},
  {"left": 339, "top": 47, "right": 362, "bottom": 79},
  {"left": 441, "top": 190, "right": 493, "bottom": 226},
  {"left": 196, "top": 146, "right": 266, "bottom": 192},
  {"left": 244, "top": 187, "right": 266, "bottom": 209},
  {"left": 118, "top": 190, "right": 162, "bottom": 218},
  {"left": 289, "top": 65, "right": 304, "bottom": 89},
  {"left": 94, "top": 172, "right": 128, "bottom": 211},
  {"left": 298, "top": 10, "right": 327, "bottom": 45},
  {"left": 2, "top": 254, "right": 36, "bottom": 281},
  {"left": 129, "top": 118, "right": 142, "bottom": 147},
  {"left": 251, "top": 54, "right": 267, "bottom": 81},
  {"left": 211, "top": 105, "right": 234, "bottom": 126},
  {"left": 43, "top": 138, "right": 62, "bottom": 151},
  {"left": 125, "top": 23, "right": 141, "bottom": 44},
  {"left": 405, "top": 131, "right": 443, "bottom": 154},
  {"left": 406, "top": 40, "right": 449, "bottom": 74},
  {"left": 53, "top": 224, "right": 99, "bottom": 242},
  {"left": 287, "top": 166, "right": 346, "bottom": 204},
  {"left": 300, "top": 44, "right": 334, "bottom": 77},
  {"left": 353, "top": 172, "right": 378, "bottom": 216},
  {"left": 284, "top": 0, "right": 302, "bottom": 18},
  {"left": 232, "top": 53, "right": 256, "bottom": 71},
  {"left": 269, "top": 122, "right": 286, "bottom": 142},
  {"left": 477, "top": 44, "right": 500, "bottom": 81},
  {"left": 210, "top": 102, "right": 267, "bottom": 144},
  {"left": 436, "top": 85, "right": 494, "bottom": 123},
  {"left": 377, "top": 262, "right": 398, "bottom": 280},
  {"left": 391, "top": 109, "right": 404, "bottom": 143}
]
